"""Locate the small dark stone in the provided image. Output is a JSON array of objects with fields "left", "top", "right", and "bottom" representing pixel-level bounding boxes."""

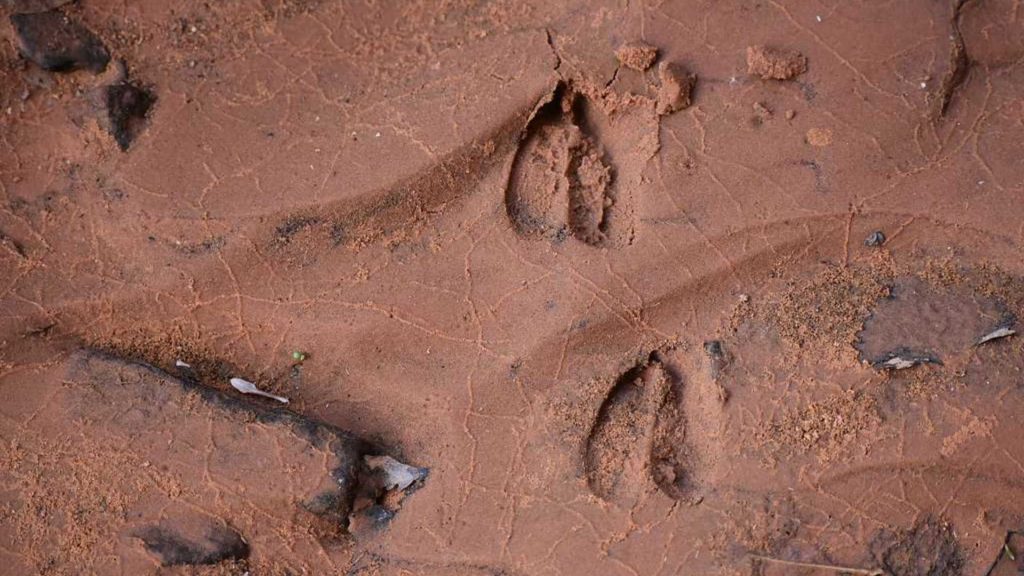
[
  {"left": 134, "top": 522, "right": 249, "bottom": 566},
  {"left": 10, "top": 9, "right": 109, "bottom": 73},
  {"left": 105, "top": 80, "right": 155, "bottom": 150},
  {"left": 703, "top": 340, "right": 724, "bottom": 359},
  {"left": 864, "top": 230, "right": 886, "bottom": 247}
]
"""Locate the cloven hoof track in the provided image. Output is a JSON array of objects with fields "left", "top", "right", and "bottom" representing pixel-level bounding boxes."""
[
  {"left": 505, "top": 84, "right": 634, "bottom": 248},
  {"left": 584, "top": 351, "right": 702, "bottom": 503}
]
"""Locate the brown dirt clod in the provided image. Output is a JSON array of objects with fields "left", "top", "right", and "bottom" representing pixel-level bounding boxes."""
[
  {"left": 615, "top": 41, "right": 658, "bottom": 71},
  {"left": 656, "top": 61, "right": 696, "bottom": 115},
  {"left": 746, "top": 44, "right": 807, "bottom": 80}
]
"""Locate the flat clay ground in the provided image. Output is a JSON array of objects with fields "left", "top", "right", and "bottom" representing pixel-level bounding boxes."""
[{"left": 2, "top": 1, "right": 1024, "bottom": 575}]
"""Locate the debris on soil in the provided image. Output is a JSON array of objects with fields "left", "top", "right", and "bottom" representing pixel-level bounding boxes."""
[
  {"left": 858, "top": 276, "right": 1009, "bottom": 366},
  {"left": 0, "top": 349, "right": 426, "bottom": 572},
  {"left": 873, "top": 348, "right": 941, "bottom": 370},
  {"left": 175, "top": 359, "right": 191, "bottom": 368},
  {"left": 229, "top": 377, "right": 289, "bottom": 403},
  {"left": 364, "top": 455, "right": 429, "bottom": 492},
  {"left": 656, "top": 61, "right": 696, "bottom": 115},
  {"left": 757, "top": 389, "right": 880, "bottom": 460},
  {"left": 870, "top": 517, "right": 964, "bottom": 576},
  {"left": 746, "top": 45, "right": 807, "bottom": 80},
  {"left": 105, "top": 78, "right": 156, "bottom": 150},
  {"left": 805, "top": 127, "right": 832, "bottom": 146},
  {"left": 865, "top": 231, "right": 886, "bottom": 247},
  {"left": 133, "top": 520, "right": 249, "bottom": 566},
  {"left": 752, "top": 101, "right": 772, "bottom": 121},
  {"left": 347, "top": 455, "right": 429, "bottom": 535},
  {"left": 615, "top": 41, "right": 658, "bottom": 71},
  {"left": 768, "top": 264, "right": 892, "bottom": 355},
  {"left": 703, "top": 340, "right": 729, "bottom": 396},
  {"left": 291, "top": 350, "right": 308, "bottom": 362},
  {"left": 274, "top": 214, "right": 322, "bottom": 245},
  {"left": 988, "top": 533, "right": 1024, "bottom": 575},
  {"left": 7, "top": 0, "right": 76, "bottom": 15},
  {"left": 0, "top": 231, "right": 28, "bottom": 259},
  {"left": 976, "top": 327, "right": 1015, "bottom": 346},
  {"left": 9, "top": 8, "right": 110, "bottom": 73},
  {"left": 703, "top": 340, "right": 724, "bottom": 360},
  {"left": 749, "top": 554, "right": 884, "bottom": 576}
]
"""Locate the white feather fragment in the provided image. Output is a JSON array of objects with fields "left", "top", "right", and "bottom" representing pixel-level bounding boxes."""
[
  {"left": 880, "top": 356, "right": 918, "bottom": 370},
  {"left": 229, "top": 377, "right": 289, "bottom": 404},
  {"left": 976, "top": 327, "right": 1016, "bottom": 345}
]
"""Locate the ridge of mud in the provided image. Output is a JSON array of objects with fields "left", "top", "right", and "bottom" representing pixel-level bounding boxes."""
[
  {"left": 266, "top": 103, "right": 533, "bottom": 262},
  {"left": 80, "top": 346, "right": 367, "bottom": 457},
  {"left": 76, "top": 348, "right": 427, "bottom": 533}
]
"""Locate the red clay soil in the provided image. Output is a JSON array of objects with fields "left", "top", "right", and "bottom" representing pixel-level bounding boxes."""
[{"left": 2, "top": 1, "right": 1024, "bottom": 575}]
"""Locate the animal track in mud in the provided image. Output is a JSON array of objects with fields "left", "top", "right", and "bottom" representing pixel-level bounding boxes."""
[
  {"left": 584, "top": 351, "right": 708, "bottom": 503},
  {"left": 505, "top": 83, "right": 655, "bottom": 248}
]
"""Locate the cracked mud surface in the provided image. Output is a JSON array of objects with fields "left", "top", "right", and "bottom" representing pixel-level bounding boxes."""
[{"left": 2, "top": 1, "right": 1024, "bottom": 574}]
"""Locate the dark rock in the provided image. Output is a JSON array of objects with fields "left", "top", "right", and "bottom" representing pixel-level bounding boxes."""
[
  {"left": 106, "top": 80, "right": 155, "bottom": 150},
  {"left": 865, "top": 230, "right": 886, "bottom": 247},
  {"left": 703, "top": 340, "right": 724, "bottom": 360},
  {"left": 10, "top": 9, "right": 109, "bottom": 73}
]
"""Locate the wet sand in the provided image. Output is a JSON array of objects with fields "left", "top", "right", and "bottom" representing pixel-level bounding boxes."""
[{"left": 2, "top": 1, "right": 1024, "bottom": 574}]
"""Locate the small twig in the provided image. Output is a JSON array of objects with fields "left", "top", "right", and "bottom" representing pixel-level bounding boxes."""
[{"left": 750, "top": 554, "right": 885, "bottom": 575}]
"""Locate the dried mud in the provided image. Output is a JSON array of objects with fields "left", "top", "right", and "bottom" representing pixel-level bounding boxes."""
[{"left": 2, "top": 0, "right": 1024, "bottom": 575}]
